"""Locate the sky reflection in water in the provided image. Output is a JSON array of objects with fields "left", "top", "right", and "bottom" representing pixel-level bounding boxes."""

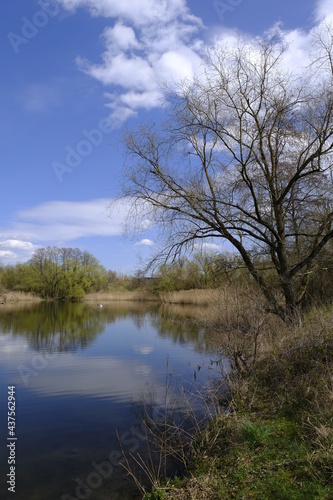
[{"left": 0, "top": 302, "right": 226, "bottom": 500}]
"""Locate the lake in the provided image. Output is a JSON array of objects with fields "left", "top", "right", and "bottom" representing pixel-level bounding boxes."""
[{"left": 0, "top": 301, "right": 227, "bottom": 500}]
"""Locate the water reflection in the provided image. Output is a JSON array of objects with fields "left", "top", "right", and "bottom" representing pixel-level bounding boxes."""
[
  {"left": 0, "top": 302, "right": 216, "bottom": 356},
  {"left": 0, "top": 302, "right": 225, "bottom": 500},
  {"left": 0, "top": 302, "right": 105, "bottom": 352}
]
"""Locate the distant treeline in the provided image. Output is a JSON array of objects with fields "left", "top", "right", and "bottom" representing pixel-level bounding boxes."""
[
  {"left": 0, "top": 247, "right": 108, "bottom": 301},
  {"left": 0, "top": 247, "right": 246, "bottom": 300},
  {"left": 1, "top": 246, "right": 333, "bottom": 304}
]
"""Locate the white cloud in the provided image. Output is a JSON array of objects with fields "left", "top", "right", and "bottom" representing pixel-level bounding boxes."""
[
  {"left": 134, "top": 345, "right": 154, "bottom": 355},
  {"left": 0, "top": 239, "right": 39, "bottom": 251},
  {"left": 134, "top": 239, "right": 155, "bottom": 247},
  {"left": 0, "top": 250, "right": 16, "bottom": 259},
  {"left": 57, "top": 0, "right": 333, "bottom": 125},
  {"left": 315, "top": 0, "right": 333, "bottom": 23},
  {"left": 194, "top": 243, "right": 224, "bottom": 254},
  {"left": 3, "top": 351, "right": 157, "bottom": 399},
  {"left": 58, "top": 0, "right": 204, "bottom": 123},
  {"left": 0, "top": 198, "right": 134, "bottom": 264},
  {"left": 0, "top": 240, "right": 41, "bottom": 263},
  {"left": 107, "top": 89, "right": 163, "bottom": 111},
  {"left": 13, "top": 198, "right": 128, "bottom": 240},
  {"left": 58, "top": 0, "right": 195, "bottom": 26},
  {"left": 209, "top": 0, "right": 333, "bottom": 84},
  {"left": 154, "top": 48, "right": 199, "bottom": 83},
  {"left": 280, "top": 28, "right": 311, "bottom": 72},
  {"left": 103, "top": 23, "right": 141, "bottom": 53},
  {"left": 77, "top": 52, "right": 157, "bottom": 90}
]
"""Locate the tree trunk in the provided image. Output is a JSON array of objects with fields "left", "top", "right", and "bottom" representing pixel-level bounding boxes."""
[{"left": 281, "top": 275, "right": 301, "bottom": 323}]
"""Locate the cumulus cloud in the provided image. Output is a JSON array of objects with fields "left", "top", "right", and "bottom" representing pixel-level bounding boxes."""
[
  {"left": 0, "top": 240, "right": 41, "bottom": 263},
  {"left": 0, "top": 250, "right": 17, "bottom": 260},
  {"left": 103, "top": 23, "right": 141, "bottom": 53},
  {"left": 0, "top": 240, "right": 39, "bottom": 251},
  {"left": 315, "top": 0, "right": 333, "bottom": 23},
  {"left": 57, "top": 0, "right": 333, "bottom": 126},
  {"left": 58, "top": 0, "right": 197, "bottom": 26},
  {"left": 134, "top": 239, "right": 154, "bottom": 247},
  {"left": 58, "top": 0, "right": 204, "bottom": 124},
  {"left": 194, "top": 242, "right": 224, "bottom": 253}
]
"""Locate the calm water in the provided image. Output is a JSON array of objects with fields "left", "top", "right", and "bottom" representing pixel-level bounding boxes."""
[{"left": 0, "top": 301, "right": 226, "bottom": 500}]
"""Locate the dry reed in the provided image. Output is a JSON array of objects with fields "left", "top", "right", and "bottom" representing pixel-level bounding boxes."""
[{"left": 0, "top": 291, "right": 42, "bottom": 304}]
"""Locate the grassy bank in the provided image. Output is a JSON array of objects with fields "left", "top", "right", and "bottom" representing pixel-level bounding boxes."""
[{"left": 140, "top": 305, "right": 333, "bottom": 500}]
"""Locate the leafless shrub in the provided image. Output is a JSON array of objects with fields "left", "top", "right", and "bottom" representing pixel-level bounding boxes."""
[{"left": 118, "top": 359, "right": 226, "bottom": 497}]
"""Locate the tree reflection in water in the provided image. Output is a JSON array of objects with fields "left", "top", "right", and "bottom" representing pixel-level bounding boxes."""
[
  {"left": 0, "top": 301, "right": 221, "bottom": 356},
  {"left": 0, "top": 302, "right": 105, "bottom": 353}
]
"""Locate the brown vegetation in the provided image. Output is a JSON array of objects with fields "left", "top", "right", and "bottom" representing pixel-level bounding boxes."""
[
  {"left": 0, "top": 291, "right": 42, "bottom": 305},
  {"left": 119, "top": 290, "right": 333, "bottom": 499},
  {"left": 84, "top": 290, "right": 159, "bottom": 302}
]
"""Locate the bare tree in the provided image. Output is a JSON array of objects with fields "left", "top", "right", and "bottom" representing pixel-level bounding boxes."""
[{"left": 119, "top": 27, "right": 333, "bottom": 320}]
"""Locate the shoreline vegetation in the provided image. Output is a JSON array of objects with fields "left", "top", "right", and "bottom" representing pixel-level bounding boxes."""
[
  {"left": 3, "top": 23, "right": 333, "bottom": 497},
  {"left": 0, "top": 288, "right": 235, "bottom": 307},
  {"left": 130, "top": 296, "right": 332, "bottom": 500},
  {"left": 84, "top": 288, "right": 222, "bottom": 306},
  {"left": 0, "top": 291, "right": 42, "bottom": 304},
  {"left": 0, "top": 287, "right": 332, "bottom": 498},
  {"left": 0, "top": 290, "right": 218, "bottom": 306}
]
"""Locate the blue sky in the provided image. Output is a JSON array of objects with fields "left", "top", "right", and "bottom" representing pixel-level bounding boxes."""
[{"left": 0, "top": 0, "right": 329, "bottom": 273}]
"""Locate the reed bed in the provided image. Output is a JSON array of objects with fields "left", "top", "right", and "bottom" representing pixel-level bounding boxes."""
[
  {"left": 84, "top": 290, "right": 159, "bottom": 302},
  {"left": 85, "top": 288, "right": 219, "bottom": 305},
  {"left": 0, "top": 291, "right": 42, "bottom": 304}
]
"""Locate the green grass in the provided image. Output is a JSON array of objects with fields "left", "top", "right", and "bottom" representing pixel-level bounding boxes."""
[
  {"left": 154, "top": 307, "right": 333, "bottom": 500},
  {"left": 148, "top": 411, "right": 332, "bottom": 499},
  {"left": 210, "top": 416, "right": 331, "bottom": 499}
]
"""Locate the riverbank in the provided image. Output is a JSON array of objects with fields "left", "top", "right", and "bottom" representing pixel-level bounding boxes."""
[
  {"left": 84, "top": 290, "right": 159, "bottom": 302},
  {"left": 84, "top": 288, "right": 220, "bottom": 305},
  {"left": 85, "top": 285, "right": 258, "bottom": 312},
  {"left": 143, "top": 306, "right": 333, "bottom": 499},
  {"left": 0, "top": 288, "right": 216, "bottom": 306},
  {"left": 0, "top": 291, "right": 42, "bottom": 304}
]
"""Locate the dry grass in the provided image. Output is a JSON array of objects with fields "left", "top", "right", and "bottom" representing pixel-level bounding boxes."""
[
  {"left": 118, "top": 361, "right": 226, "bottom": 500},
  {"left": 118, "top": 290, "right": 333, "bottom": 500},
  {"left": 84, "top": 290, "right": 159, "bottom": 302},
  {"left": 90, "top": 284, "right": 263, "bottom": 306},
  {"left": 159, "top": 289, "right": 218, "bottom": 306},
  {"left": 152, "top": 306, "right": 333, "bottom": 500},
  {"left": 86, "top": 288, "right": 219, "bottom": 305},
  {"left": 0, "top": 291, "right": 42, "bottom": 304},
  {"left": 85, "top": 288, "right": 241, "bottom": 309}
]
